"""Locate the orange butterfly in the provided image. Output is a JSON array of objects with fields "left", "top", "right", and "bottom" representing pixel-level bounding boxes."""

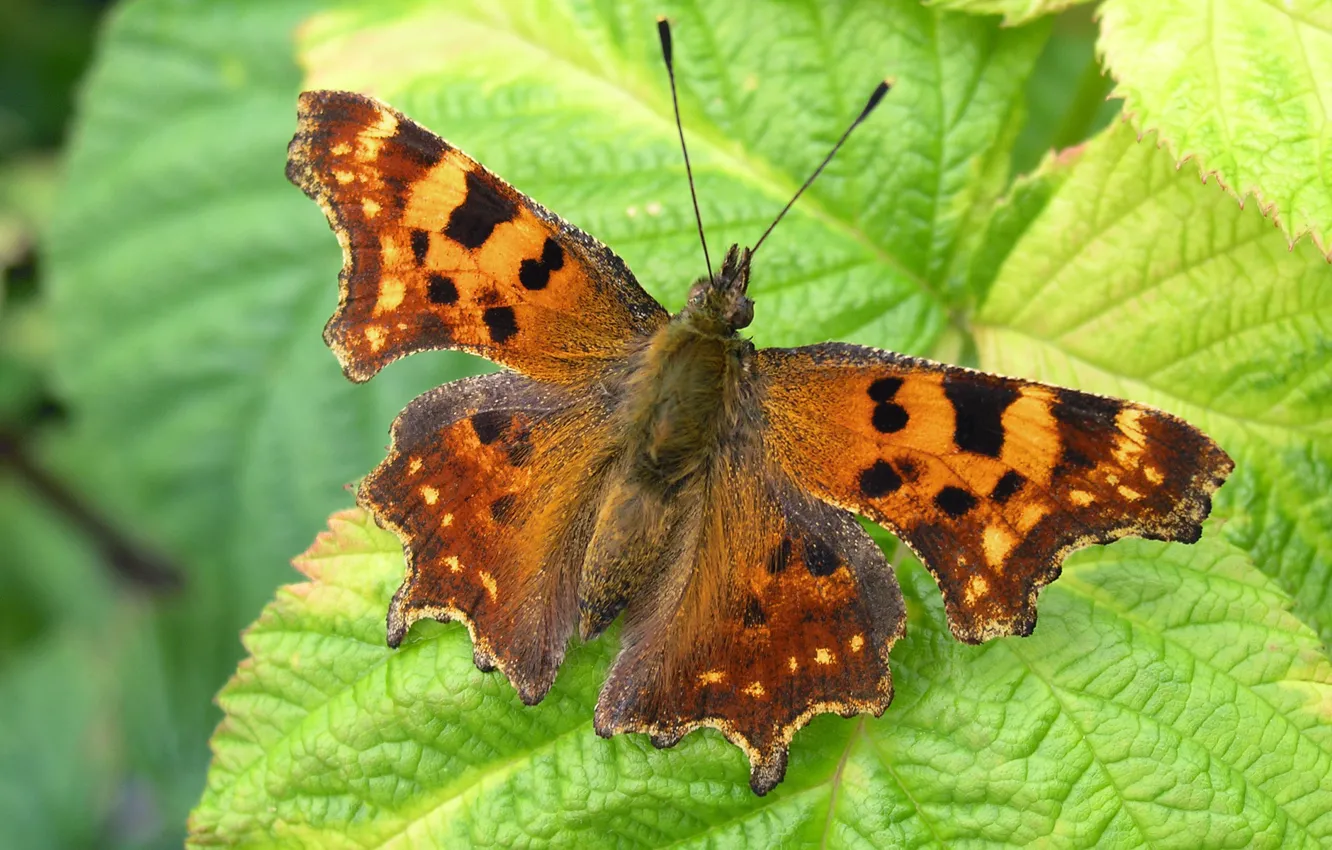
[{"left": 286, "top": 21, "right": 1232, "bottom": 795}]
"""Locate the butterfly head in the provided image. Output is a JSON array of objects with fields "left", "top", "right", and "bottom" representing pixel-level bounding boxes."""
[{"left": 683, "top": 244, "right": 754, "bottom": 333}]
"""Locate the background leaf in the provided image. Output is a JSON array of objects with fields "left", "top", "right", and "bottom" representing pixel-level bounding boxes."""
[
  {"left": 190, "top": 509, "right": 1332, "bottom": 847},
  {"left": 976, "top": 120, "right": 1332, "bottom": 644},
  {"left": 26, "top": 0, "right": 1332, "bottom": 843},
  {"left": 40, "top": 0, "right": 1045, "bottom": 835},
  {"left": 1098, "top": 0, "right": 1332, "bottom": 257}
]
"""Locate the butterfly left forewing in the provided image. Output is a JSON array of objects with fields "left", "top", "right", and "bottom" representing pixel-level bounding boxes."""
[
  {"left": 758, "top": 343, "right": 1233, "bottom": 643},
  {"left": 287, "top": 90, "right": 667, "bottom": 385}
]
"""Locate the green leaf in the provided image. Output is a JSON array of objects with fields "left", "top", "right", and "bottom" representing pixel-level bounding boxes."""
[
  {"left": 190, "top": 508, "right": 1332, "bottom": 846},
  {"left": 925, "top": 0, "right": 1092, "bottom": 27},
  {"left": 43, "top": 0, "right": 1045, "bottom": 830},
  {"left": 0, "top": 474, "right": 118, "bottom": 849},
  {"left": 976, "top": 120, "right": 1332, "bottom": 642},
  {"left": 1097, "top": 0, "right": 1332, "bottom": 257}
]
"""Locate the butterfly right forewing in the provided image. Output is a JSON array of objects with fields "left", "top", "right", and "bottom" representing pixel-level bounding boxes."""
[{"left": 757, "top": 342, "right": 1233, "bottom": 643}]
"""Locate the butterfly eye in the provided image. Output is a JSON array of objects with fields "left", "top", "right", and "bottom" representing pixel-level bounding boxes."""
[
  {"left": 686, "top": 279, "right": 710, "bottom": 305},
  {"left": 730, "top": 297, "right": 754, "bottom": 329}
]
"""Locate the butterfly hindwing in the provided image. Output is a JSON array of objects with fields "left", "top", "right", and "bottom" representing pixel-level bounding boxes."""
[
  {"left": 593, "top": 441, "right": 905, "bottom": 795},
  {"left": 287, "top": 90, "right": 668, "bottom": 385},
  {"left": 365, "top": 371, "right": 616, "bottom": 703},
  {"left": 757, "top": 343, "right": 1234, "bottom": 643}
]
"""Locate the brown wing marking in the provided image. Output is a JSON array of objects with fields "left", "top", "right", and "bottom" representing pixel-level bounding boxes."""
[
  {"left": 286, "top": 90, "right": 667, "bottom": 385},
  {"left": 363, "top": 371, "right": 613, "bottom": 703},
  {"left": 757, "top": 343, "right": 1234, "bottom": 644},
  {"left": 593, "top": 454, "right": 906, "bottom": 795}
]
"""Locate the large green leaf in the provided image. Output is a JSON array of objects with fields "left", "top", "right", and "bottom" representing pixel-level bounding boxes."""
[
  {"left": 1097, "top": 0, "right": 1332, "bottom": 257},
  {"left": 189, "top": 508, "right": 1332, "bottom": 846},
  {"left": 41, "top": 0, "right": 1045, "bottom": 828},
  {"left": 976, "top": 121, "right": 1332, "bottom": 641}
]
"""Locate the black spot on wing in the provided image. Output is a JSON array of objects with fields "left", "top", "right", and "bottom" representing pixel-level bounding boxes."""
[
  {"left": 990, "top": 470, "right": 1025, "bottom": 504},
  {"left": 410, "top": 229, "right": 430, "bottom": 264},
  {"left": 482, "top": 306, "right": 519, "bottom": 343},
  {"left": 1052, "top": 389, "right": 1123, "bottom": 473},
  {"left": 542, "top": 237, "right": 564, "bottom": 268},
  {"left": 518, "top": 237, "right": 566, "bottom": 291},
  {"left": 935, "top": 486, "right": 978, "bottom": 518},
  {"left": 445, "top": 170, "right": 517, "bottom": 249},
  {"left": 471, "top": 411, "right": 507, "bottom": 445},
  {"left": 868, "top": 377, "right": 903, "bottom": 402},
  {"left": 872, "top": 403, "right": 909, "bottom": 433},
  {"left": 518, "top": 258, "right": 549, "bottom": 291},
  {"left": 803, "top": 536, "right": 840, "bottom": 578},
  {"left": 1053, "top": 390, "right": 1124, "bottom": 427},
  {"left": 860, "top": 460, "right": 903, "bottom": 498},
  {"left": 944, "top": 375, "right": 1019, "bottom": 458},
  {"left": 392, "top": 120, "right": 449, "bottom": 170},
  {"left": 427, "top": 274, "right": 458, "bottom": 305}
]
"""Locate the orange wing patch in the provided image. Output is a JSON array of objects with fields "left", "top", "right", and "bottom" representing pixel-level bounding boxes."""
[
  {"left": 365, "top": 371, "right": 614, "bottom": 703},
  {"left": 759, "top": 343, "right": 1233, "bottom": 643},
  {"left": 594, "top": 459, "right": 905, "bottom": 795},
  {"left": 286, "top": 90, "right": 667, "bottom": 386}
]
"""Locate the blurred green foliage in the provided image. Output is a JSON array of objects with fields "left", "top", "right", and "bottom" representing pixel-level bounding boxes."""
[{"left": 3, "top": 0, "right": 1328, "bottom": 847}]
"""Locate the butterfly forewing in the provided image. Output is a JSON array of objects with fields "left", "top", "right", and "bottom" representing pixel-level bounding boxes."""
[
  {"left": 286, "top": 90, "right": 667, "bottom": 385},
  {"left": 757, "top": 343, "right": 1234, "bottom": 643}
]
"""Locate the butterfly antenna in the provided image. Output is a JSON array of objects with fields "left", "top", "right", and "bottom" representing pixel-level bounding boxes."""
[
  {"left": 750, "top": 80, "right": 891, "bottom": 257},
  {"left": 657, "top": 17, "right": 713, "bottom": 281}
]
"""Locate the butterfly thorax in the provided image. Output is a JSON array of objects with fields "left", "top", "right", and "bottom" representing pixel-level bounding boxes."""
[{"left": 616, "top": 245, "right": 759, "bottom": 488}]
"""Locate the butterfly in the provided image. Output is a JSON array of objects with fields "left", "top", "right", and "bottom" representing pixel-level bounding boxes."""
[{"left": 285, "top": 23, "right": 1233, "bottom": 796}]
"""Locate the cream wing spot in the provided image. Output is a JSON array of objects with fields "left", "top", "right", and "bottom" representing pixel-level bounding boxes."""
[
  {"left": 849, "top": 634, "right": 865, "bottom": 653},
  {"left": 361, "top": 198, "right": 382, "bottom": 218},
  {"left": 355, "top": 108, "right": 399, "bottom": 162},
  {"left": 1069, "top": 489, "right": 1095, "bottom": 506},
  {"left": 983, "top": 525, "right": 1016, "bottom": 569},
  {"left": 444, "top": 555, "right": 462, "bottom": 573},
  {"left": 478, "top": 570, "right": 498, "bottom": 600},
  {"left": 1118, "top": 484, "right": 1143, "bottom": 501},
  {"left": 698, "top": 670, "right": 725, "bottom": 685},
  {"left": 375, "top": 276, "right": 406, "bottom": 314},
  {"left": 743, "top": 682, "right": 766, "bottom": 697},
  {"left": 420, "top": 485, "right": 439, "bottom": 505},
  {"left": 365, "top": 325, "right": 386, "bottom": 351},
  {"left": 964, "top": 574, "right": 990, "bottom": 605},
  {"left": 1019, "top": 503, "right": 1048, "bottom": 533},
  {"left": 407, "top": 457, "right": 423, "bottom": 475},
  {"left": 814, "top": 648, "right": 835, "bottom": 665}
]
